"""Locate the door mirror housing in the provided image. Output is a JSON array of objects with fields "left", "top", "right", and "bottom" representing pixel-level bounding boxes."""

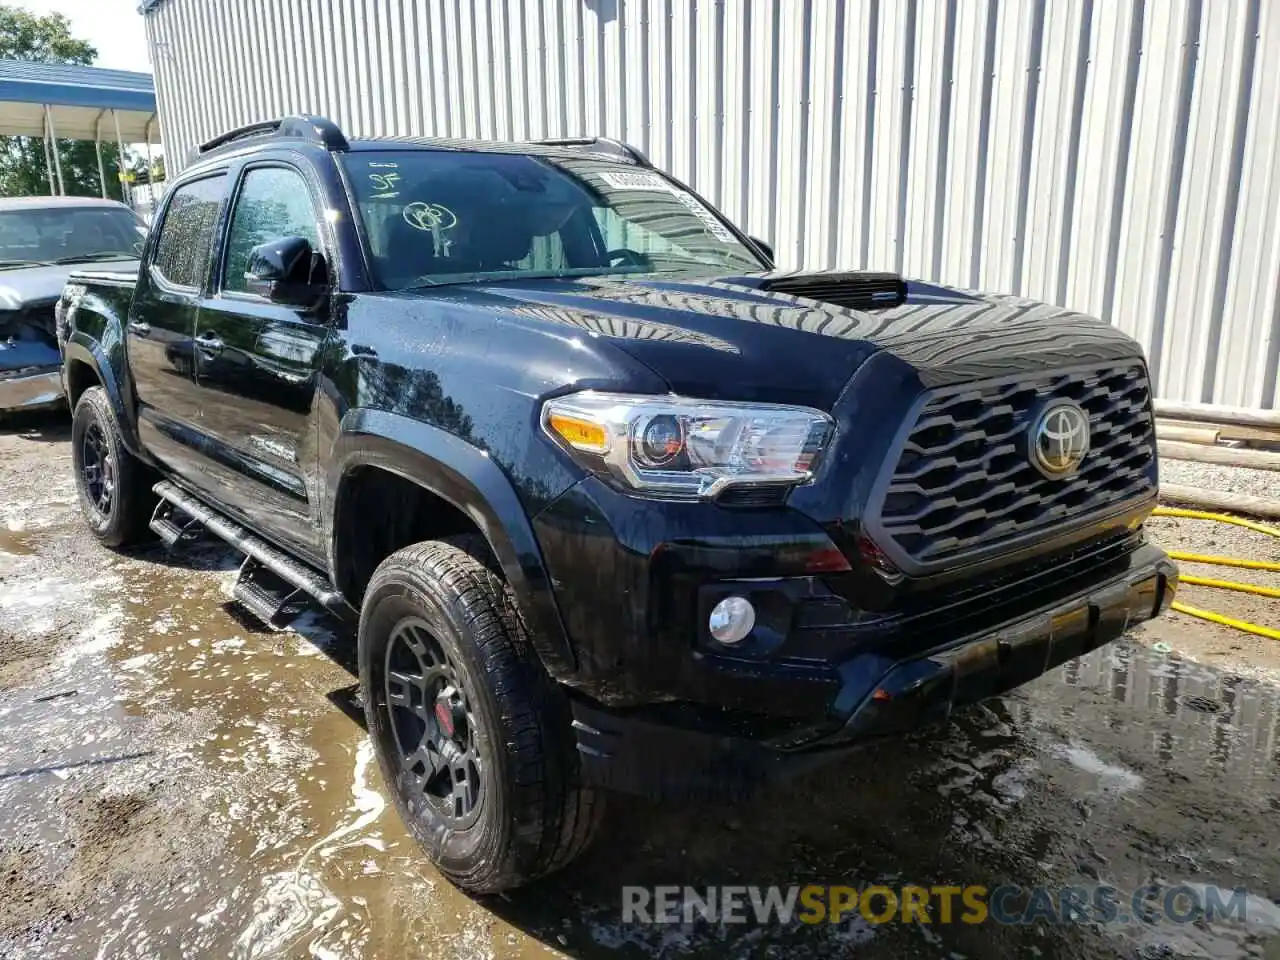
[
  {"left": 749, "top": 235, "right": 775, "bottom": 266},
  {"left": 244, "top": 236, "right": 328, "bottom": 307}
]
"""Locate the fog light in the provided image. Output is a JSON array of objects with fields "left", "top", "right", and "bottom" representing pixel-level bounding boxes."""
[{"left": 709, "top": 596, "right": 756, "bottom": 644}]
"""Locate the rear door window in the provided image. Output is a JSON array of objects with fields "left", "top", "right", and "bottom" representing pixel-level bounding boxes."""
[{"left": 151, "top": 175, "right": 226, "bottom": 289}]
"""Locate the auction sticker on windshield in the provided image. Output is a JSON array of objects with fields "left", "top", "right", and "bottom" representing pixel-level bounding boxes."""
[
  {"left": 597, "top": 171, "right": 671, "bottom": 192},
  {"left": 596, "top": 171, "right": 736, "bottom": 242}
]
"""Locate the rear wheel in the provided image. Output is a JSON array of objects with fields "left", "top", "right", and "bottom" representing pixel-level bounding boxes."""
[
  {"left": 71, "top": 386, "right": 153, "bottom": 547},
  {"left": 359, "top": 536, "right": 602, "bottom": 893}
]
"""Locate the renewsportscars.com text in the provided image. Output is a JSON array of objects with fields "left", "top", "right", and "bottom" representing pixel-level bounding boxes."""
[{"left": 622, "top": 883, "right": 1250, "bottom": 927}]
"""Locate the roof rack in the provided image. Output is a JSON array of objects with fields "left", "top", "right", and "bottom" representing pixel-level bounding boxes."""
[
  {"left": 194, "top": 114, "right": 349, "bottom": 158},
  {"left": 531, "top": 137, "right": 650, "bottom": 166}
]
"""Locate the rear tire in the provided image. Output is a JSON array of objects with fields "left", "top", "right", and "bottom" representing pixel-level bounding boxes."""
[
  {"left": 71, "top": 386, "right": 153, "bottom": 548},
  {"left": 358, "top": 536, "right": 602, "bottom": 893}
]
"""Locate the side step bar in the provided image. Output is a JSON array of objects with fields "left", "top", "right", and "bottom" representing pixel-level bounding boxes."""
[
  {"left": 232, "top": 557, "right": 309, "bottom": 630},
  {"left": 151, "top": 480, "right": 353, "bottom": 626},
  {"left": 150, "top": 497, "right": 204, "bottom": 547}
]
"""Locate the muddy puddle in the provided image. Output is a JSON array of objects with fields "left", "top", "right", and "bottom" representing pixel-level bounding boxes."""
[
  {"left": 0, "top": 528, "right": 36, "bottom": 556},
  {"left": 0, "top": 525, "right": 1278, "bottom": 956}
]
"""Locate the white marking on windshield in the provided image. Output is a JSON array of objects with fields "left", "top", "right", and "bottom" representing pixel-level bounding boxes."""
[
  {"left": 401, "top": 202, "right": 458, "bottom": 232},
  {"left": 369, "top": 171, "right": 402, "bottom": 199}
]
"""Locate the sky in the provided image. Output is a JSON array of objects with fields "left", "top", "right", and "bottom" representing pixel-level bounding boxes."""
[{"left": 14, "top": 0, "right": 151, "bottom": 71}]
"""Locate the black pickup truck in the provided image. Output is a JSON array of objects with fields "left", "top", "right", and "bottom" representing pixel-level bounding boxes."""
[{"left": 59, "top": 115, "right": 1177, "bottom": 893}]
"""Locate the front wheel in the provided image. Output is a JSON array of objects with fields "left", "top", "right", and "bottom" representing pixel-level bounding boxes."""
[
  {"left": 358, "top": 536, "right": 602, "bottom": 893},
  {"left": 71, "top": 386, "right": 154, "bottom": 548}
]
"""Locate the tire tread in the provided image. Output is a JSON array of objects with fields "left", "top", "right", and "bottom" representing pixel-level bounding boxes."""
[
  {"left": 72, "top": 386, "right": 153, "bottom": 548},
  {"left": 362, "top": 535, "right": 602, "bottom": 892}
]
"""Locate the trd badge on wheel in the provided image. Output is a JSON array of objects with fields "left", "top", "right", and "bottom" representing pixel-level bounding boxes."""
[{"left": 1029, "top": 399, "right": 1091, "bottom": 478}]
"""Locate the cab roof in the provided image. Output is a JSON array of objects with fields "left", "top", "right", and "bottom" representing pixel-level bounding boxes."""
[{"left": 189, "top": 114, "right": 647, "bottom": 168}]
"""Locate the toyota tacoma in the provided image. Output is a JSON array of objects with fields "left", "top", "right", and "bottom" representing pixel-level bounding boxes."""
[{"left": 59, "top": 115, "right": 1177, "bottom": 893}]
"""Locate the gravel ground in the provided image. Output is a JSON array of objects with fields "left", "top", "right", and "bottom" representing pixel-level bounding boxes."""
[
  {"left": 1146, "top": 458, "right": 1280, "bottom": 680},
  {"left": 1161, "top": 457, "right": 1280, "bottom": 501}
]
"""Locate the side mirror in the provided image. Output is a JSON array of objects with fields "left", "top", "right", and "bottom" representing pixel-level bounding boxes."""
[
  {"left": 749, "top": 235, "right": 775, "bottom": 266},
  {"left": 245, "top": 236, "right": 327, "bottom": 307}
]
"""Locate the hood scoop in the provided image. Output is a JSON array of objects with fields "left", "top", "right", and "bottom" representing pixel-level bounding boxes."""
[{"left": 757, "top": 271, "right": 907, "bottom": 311}]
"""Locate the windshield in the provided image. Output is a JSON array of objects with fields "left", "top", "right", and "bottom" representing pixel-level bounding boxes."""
[
  {"left": 341, "top": 150, "right": 765, "bottom": 291},
  {"left": 0, "top": 206, "right": 145, "bottom": 269}
]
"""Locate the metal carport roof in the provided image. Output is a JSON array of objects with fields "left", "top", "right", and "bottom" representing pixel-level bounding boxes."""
[
  {"left": 0, "top": 59, "right": 160, "bottom": 198},
  {"left": 0, "top": 59, "right": 159, "bottom": 142}
]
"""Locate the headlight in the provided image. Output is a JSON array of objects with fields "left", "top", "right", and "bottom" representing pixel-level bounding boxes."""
[{"left": 541, "top": 391, "right": 833, "bottom": 498}]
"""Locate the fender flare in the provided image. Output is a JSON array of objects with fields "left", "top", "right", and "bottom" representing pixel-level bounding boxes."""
[
  {"left": 62, "top": 335, "right": 142, "bottom": 455},
  {"left": 327, "top": 408, "right": 577, "bottom": 678}
]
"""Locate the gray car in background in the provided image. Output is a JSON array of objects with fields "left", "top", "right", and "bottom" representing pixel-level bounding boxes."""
[{"left": 0, "top": 197, "right": 145, "bottom": 415}]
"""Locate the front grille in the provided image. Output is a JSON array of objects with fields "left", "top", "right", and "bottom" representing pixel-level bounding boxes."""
[{"left": 876, "top": 363, "right": 1156, "bottom": 565}]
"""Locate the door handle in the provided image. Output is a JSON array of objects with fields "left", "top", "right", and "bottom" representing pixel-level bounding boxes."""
[
  {"left": 195, "top": 333, "right": 224, "bottom": 354},
  {"left": 128, "top": 321, "right": 151, "bottom": 337}
]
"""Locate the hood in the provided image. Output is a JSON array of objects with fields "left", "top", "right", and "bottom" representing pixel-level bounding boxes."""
[
  {"left": 0, "top": 263, "right": 82, "bottom": 310},
  {"left": 448, "top": 272, "right": 1144, "bottom": 410},
  {"left": 0, "top": 259, "right": 141, "bottom": 311}
]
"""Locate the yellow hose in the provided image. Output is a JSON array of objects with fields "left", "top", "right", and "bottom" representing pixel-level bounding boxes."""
[
  {"left": 1180, "top": 575, "right": 1280, "bottom": 599},
  {"left": 1166, "top": 552, "right": 1280, "bottom": 572},
  {"left": 1152, "top": 506, "right": 1280, "bottom": 539},
  {"left": 1150, "top": 505, "right": 1279, "bottom": 640},
  {"left": 1168, "top": 602, "right": 1280, "bottom": 641}
]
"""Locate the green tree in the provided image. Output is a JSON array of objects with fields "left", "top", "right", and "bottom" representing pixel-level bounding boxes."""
[{"left": 0, "top": 5, "right": 126, "bottom": 200}]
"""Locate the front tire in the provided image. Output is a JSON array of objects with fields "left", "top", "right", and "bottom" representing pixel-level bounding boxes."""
[
  {"left": 358, "top": 536, "right": 602, "bottom": 893},
  {"left": 71, "top": 386, "right": 153, "bottom": 548}
]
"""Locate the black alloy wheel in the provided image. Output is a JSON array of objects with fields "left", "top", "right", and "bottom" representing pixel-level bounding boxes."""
[
  {"left": 79, "top": 419, "right": 116, "bottom": 521},
  {"left": 71, "top": 386, "right": 154, "bottom": 548},
  {"left": 385, "top": 616, "right": 484, "bottom": 825}
]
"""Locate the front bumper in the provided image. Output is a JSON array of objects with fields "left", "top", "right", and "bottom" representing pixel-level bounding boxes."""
[
  {"left": 0, "top": 335, "right": 64, "bottom": 413},
  {"left": 0, "top": 365, "right": 63, "bottom": 413},
  {"left": 569, "top": 542, "right": 1177, "bottom": 800}
]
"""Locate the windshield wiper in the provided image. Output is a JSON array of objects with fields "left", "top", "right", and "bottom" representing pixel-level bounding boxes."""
[
  {"left": 470, "top": 271, "right": 594, "bottom": 285},
  {"left": 0, "top": 259, "right": 52, "bottom": 269},
  {"left": 399, "top": 263, "right": 741, "bottom": 293},
  {"left": 402, "top": 271, "right": 582, "bottom": 291},
  {"left": 47, "top": 252, "right": 137, "bottom": 265}
]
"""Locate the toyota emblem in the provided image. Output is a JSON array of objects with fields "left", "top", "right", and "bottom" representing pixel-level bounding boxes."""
[{"left": 1029, "top": 400, "right": 1090, "bottom": 478}]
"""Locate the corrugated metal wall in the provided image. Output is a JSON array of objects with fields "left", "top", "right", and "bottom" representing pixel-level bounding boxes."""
[{"left": 144, "top": 0, "right": 1280, "bottom": 408}]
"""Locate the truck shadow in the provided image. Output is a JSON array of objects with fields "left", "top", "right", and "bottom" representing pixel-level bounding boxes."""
[
  {"left": 482, "top": 702, "right": 1089, "bottom": 959},
  {"left": 130, "top": 535, "right": 243, "bottom": 573},
  {"left": 0, "top": 408, "right": 71, "bottom": 442},
  {"left": 490, "top": 645, "right": 1280, "bottom": 959}
]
